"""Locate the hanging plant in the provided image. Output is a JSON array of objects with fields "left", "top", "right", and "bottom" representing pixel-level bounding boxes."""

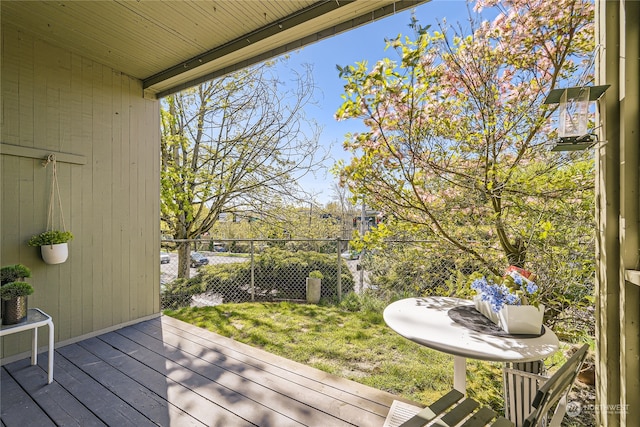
[
  {"left": 29, "top": 154, "right": 73, "bottom": 264},
  {"left": 28, "top": 230, "right": 74, "bottom": 246}
]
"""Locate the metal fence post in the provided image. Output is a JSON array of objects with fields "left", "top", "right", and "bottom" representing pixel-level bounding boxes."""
[
  {"left": 337, "top": 237, "right": 342, "bottom": 302},
  {"left": 250, "top": 240, "right": 255, "bottom": 302}
]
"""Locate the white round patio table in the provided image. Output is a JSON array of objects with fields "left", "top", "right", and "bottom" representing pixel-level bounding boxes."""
[{"left": 383, "top": 296, "right": 559, "bottom": 393}]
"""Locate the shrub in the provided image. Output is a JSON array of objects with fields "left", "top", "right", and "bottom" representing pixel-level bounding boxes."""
[
  {"left": 252, "top": 247, "right": 354, "bottom": 301},
  {"left": 308, "top": 270, "right": 324, "bottom": 279},
  {"left": 161, "top": 248, "right": 354, "bottom": 309},
  {"left": 284, "top": 240, "right": 338, "bottom": 254},
  {"left": 0, "top": 281, "right": 34, "bottom": 300},
  {"left": 363, "top": 244, "right": 484, "bottom": 298},
  {"left": 196, "top": 262, "right": 252, "bottom": 302},
  {"left": 1, "top": 264, "right": 31, "bottom": 285},
  {"left": 228, "top": 241, "right": 254, "bottom": 254},
  {"left": 339, "top": 290, "right": 388, "bottom": 314}
]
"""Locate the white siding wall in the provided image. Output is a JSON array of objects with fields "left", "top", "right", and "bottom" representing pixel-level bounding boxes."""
[{"left": 1, "top": 24, "right": 160, "bottom": 357}]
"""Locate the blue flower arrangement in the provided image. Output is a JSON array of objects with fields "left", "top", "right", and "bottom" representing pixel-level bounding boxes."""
[{"left": 471, "top": 271, "right": 538, "bottom": 313}]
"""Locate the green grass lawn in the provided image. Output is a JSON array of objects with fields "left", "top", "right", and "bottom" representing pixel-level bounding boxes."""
[{"left": 164, "top": 300, "right": 508, "bottom": 411}]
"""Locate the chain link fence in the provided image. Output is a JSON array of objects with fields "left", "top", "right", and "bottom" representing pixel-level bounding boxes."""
[
  {"left": 160, "top": 238, "right": 498, "bottom": 309},
  {"left": 161, "top": 238, "right": 361, "bottom": 310},
  {"left": 160, "top": 237, "right": 595, "bottom": 340}
]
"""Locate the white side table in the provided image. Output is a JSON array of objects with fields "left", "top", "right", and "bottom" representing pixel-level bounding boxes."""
[
  {"left": 0, "top": 308, "right": 54, "bottom": 384},
  {"left": 383, "top": 297, "right": 559, "bottom": 393}
]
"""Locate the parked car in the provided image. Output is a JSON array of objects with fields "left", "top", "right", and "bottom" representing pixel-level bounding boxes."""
[
  {"left": 160, "top": 252, "right": 170, "bottom": 264},
  {"left": 341, "top": 250, "right": 360, "bottom": 260},
  {"left": 190, "top": 252, "right": 209, "bottom": 268}
]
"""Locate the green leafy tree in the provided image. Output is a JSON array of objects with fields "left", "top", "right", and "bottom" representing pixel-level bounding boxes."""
[
  {"left": 329, "top": 183, "right": 358, "bottom": 241},
  {"left": 335, "top": 0, "right": 594, "bottom": 273},
  {"left": 161, "top": 60, "right": 326, "bottom": 278},
  {"left": 207, "top": 200, "right": 349, "bottom": 247}
]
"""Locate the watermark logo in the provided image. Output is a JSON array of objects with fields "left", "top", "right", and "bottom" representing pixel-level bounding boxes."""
[
  {"left": 567, "top": 401, "right": 629, "bottom": 416},
  {"left": 567, "top": 401, "right": 582, "bottom": 417}
]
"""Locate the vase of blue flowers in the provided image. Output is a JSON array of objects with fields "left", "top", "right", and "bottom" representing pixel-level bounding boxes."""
[
  {"left": 473, "top": 295, "right": 500, "bottom": 324},
  {"left": 497, "top": 303, "right": 545, "bottom": 334},
  {"left": 471, "top": 268, "right": 544, "bottom": 334}
]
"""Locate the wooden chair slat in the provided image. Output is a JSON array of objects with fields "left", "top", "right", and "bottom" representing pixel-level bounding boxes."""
[
  {"left": 396, "top": 390, "right": 464, "bottom": 427},
  {"left": 399, "top": 406, "right": 439, "bottom": 427},
  {"left": 428, "top": 389, "right": 465, "bottom": 415},
  {"left": 460, "top": 406, "right": 496, "bottom": 426},
  {"left": 383, "top": 401, "right": 424, "bottom": 427},
  {"left": 491, "top": 416, "right": 516, "bottom": 427},
  {"left": 387, "top": 393, "right": 514, "bottom": 427},
  {"left": 503, "top": 361, "right": 549, "bottom": 425},
  {"left": 440, "top": 398, "right": 480, "bottom": 426}
]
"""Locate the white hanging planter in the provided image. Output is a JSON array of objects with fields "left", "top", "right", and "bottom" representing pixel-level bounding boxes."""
[
  {"left": 40, "top": 243, "right": 69, "bottom": 265},
  {"left": 497, "top": 304, "right": 545, "bottom": 335},
  {"left": 28, "top": 154, "right": 73, "bottom": 265}
]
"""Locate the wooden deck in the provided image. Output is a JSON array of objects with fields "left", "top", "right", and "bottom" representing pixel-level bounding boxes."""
[{"left": 1, "top": 315, "right": 410, "bottom": 426}]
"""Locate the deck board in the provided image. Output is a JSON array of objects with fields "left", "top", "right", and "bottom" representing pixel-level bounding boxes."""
[
  {"left": 59, "top": 341, "right": 206, "bottom": 427},
  {"left": 95, "top": 331, "right": 303, "bottom": 426},
  {"left": 151, "top": 316, "right": 397, "bottom": 415},
  {"left": 1, "top": 315, "right": 411, "bottom": 426},
  {"left": 128, "top": 318, "right": 384, "bottom": 425},
  {"left": 45, "top": 347, "right": 158, "bottom": 427},
  {"left": 3, "top": 357, "right": 103, "bottom": 427},
  {"left": 0, "top": 367, "right": 55, "bottom": 426}
]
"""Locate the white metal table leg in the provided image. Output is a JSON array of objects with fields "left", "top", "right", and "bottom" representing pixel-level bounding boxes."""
[
  {"left": 0, "top": 309, "right": 54, "bottom": 384},
  {"left": 31, "top": 326, "right": 38, "bottom": 365},
  {"left": 453, "top": 355, "right": 466, "bottom": 394},
  {"left": 47, "top": 318, "right": 54, "bottom": 384}
]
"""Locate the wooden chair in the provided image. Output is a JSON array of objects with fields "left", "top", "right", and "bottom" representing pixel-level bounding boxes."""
[
  {"left": 522, "top": 344, "right": 589, "bottom": 427},
  {"left": 383, "top": 389, "right": 514, "bottom": 427},
  {"left": 383, "top": 344, "right": 589, "bottom": 427},
  {"left": 503, "top": 360, "right": 548, "bottom": 425}
]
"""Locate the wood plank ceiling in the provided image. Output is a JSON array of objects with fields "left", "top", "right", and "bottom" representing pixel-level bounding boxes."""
[{"left": 2, "top": 0, "right": 429, "bottom": 98}]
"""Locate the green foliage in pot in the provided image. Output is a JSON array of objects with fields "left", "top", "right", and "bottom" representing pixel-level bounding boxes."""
[
  {"left": 28, "top": 230, "right": 73, "bottom": 246},
  {"left": 0, "top": 264, "right": 31, "bottom": 285},
  {"left": 308, "top": 270, "right": 324, "bottom": 279},
  {"left": 0, "top": 281, "right": 34, "bottom": 300}
]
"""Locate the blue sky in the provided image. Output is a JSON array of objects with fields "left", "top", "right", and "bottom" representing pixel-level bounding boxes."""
[{"left": 278, "top": 0, "right": 478, "bottom": 204}]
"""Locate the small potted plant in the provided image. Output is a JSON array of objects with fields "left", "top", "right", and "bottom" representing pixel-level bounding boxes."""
[
  {"left": 0, "top": 264, "right": 31, "bottom": 286},
  {"left": 0, "top": 264, "right": 32, "bottom": 323},
  {"left": 28, "top": 230, "right": 73, "bottom": 264},
  {"left": 306, "top": 270, "right": 323, "bottom": 304},
  {"left": 471, "top": 268, "right": 543, "bottom": 334},
  {"left": 0, "top": 281, "right": 34, "bottom": 324}
]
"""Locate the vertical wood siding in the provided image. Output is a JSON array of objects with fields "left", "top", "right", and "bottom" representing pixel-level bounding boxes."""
[{"left": 1, "top": 24, "right": 160, "bottom": 358}]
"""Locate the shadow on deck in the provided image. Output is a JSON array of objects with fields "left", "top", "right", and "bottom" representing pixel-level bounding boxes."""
[{"left": 1, "top": 315, "right": 411, "bottom": 426}]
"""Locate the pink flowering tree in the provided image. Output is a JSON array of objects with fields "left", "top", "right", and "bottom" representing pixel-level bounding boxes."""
[{"left": 336, "top": 0, "right": 594, "bottom": 276}]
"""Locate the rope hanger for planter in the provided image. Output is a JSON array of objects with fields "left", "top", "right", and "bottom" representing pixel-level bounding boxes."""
[{"left": 42, "top": 154, "right": 68, "bottom": 233}]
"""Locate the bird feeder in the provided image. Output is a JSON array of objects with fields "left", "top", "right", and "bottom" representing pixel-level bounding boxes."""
[{"left": 544, "top": 85, "right": 610, "bottom": 151}]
